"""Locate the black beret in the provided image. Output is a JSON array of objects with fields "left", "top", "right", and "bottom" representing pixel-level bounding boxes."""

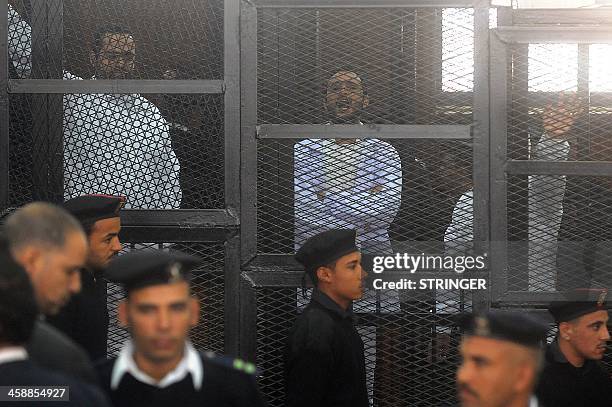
[
  {"left": 104, "top": 250, "right": 201, "bottom": 293},
  {"left": 62, "top": 194, "right": 126, "bottom": 227},
  {"left": 295, "top": 229, "right": 359, "bottom": 275},
  {"left": 549, "top": 288, "right": 608, "bottom": 323},
  {"left": 460, "top": 311, "right": 549, "bottom": 348}
]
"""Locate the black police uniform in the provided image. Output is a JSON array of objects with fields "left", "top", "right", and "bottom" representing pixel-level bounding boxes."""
[
  {"left": 0, "top": 359, "right": 110, "bottom": 407},
  {"left": 47, "top": 194, "right": 125, "bottom": 361},
  {"left": 97, "top": 250, "right": 267, "bottom": 407},
  {"left": 535, "top": 289, "right": 612, "bottom": 407},
  {"left": 47, "top": 268, "right": 109, "bottom": 361},
  {"left": 536, "top": 339, "right": 612, "bottom": 407},
  {"left": 285, "top": 229, "right": 369, "bottom": 407},
  {"left": 284, "top": 289, "right": 369, "bottom": 407},
  {"left": 96, "top": 352, "right": 266, "bottom": 407}
]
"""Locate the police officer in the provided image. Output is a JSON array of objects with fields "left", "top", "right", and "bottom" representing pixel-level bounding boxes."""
[
  {"left": 47, "top": 194, "right": 125, "bottom": 361},
  {"left": 96, "top": 250, "right": 267, "bottom": 407},
  {"left": 457, "top": 311, "right": 549, "bottom": 407},
  {"left": 284, "top": 229, "right": 369, "bottom": 407},
  {"left": 536, "top": 288, "right": 611, "bottom": 407}
]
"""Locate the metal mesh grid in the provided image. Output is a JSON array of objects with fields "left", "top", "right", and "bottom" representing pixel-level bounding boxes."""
[
  {"left": 257, "top": 7, "right": 475, "bottom": 125},
  {"left": 258, "top": 139, "right": 473, "bottom": 256},
  {"left": 7, "top": 92, "right": 224, "bottom": 209},
  {"left": 505, "top": 42, "right": 612, "bottom": 293},
  {"left": 8, "top": 0, "right": 223, "bottom": 80},
  {"left": 255, "top": 286, "right": 474, "bottom": 407},
  {"left": 106, "top": 242, "right": 226, "bottom": 358}
]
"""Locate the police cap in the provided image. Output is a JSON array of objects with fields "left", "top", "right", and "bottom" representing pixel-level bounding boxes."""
[
  {"left": 105, "top": 250, "right": 201, "bottom": 293},
  {"left": 295, "top": 229, "right": 359, "bottom": 275},
  {"left": 460, "top": 311, "right": 549, "bottom": 349},
  {"left": 548, "top": 288, "right": 608, "bottom": 323},
  {"left": 62, "top": 194, "right": 126, "bottom": 228}
]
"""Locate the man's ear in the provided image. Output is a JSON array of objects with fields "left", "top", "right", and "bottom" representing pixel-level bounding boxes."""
[
  {"left": 316, "top": 266, "right": 333, "bottom": 284},
  {"left": 89, "top": 50, "right": 97, "bottom": 69},
  {"left": 189, "top": 297, "right": 200, "bottom": 327},
  {"left": 14, "top": 246, "right": 43, "bottom": 278},
  {"left": 513, "top": 362, "right": 535, "bottom": 394},
  {"left": 118, "top": 300, "right": 129, "bottom": 328},
  {"left": 362, "top": 95, "right": 369, "bottom": 109},
  {"left": 559, "top": 322, "right": 573, "bottom": 340}
]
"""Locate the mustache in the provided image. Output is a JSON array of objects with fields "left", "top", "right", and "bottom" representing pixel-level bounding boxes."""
[{"left": 458, "top": 383, "right": 479, "bottom": 399}]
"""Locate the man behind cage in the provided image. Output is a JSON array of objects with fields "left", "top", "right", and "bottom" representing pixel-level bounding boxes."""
[
  {"left": 293, "top": 70, "right": 404, "bottom": 405},
  {"left": 7, "top": 4, "right": 182, "bottom": 209}
]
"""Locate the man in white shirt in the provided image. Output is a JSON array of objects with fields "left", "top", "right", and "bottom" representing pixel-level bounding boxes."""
[{"left": 8, "top": 6, "right": 182, "bottom": 208}]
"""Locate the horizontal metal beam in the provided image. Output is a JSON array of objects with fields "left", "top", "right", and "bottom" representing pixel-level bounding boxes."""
[
  {"left": 243, "top": 271, "right": 489, "bottom": 288},
  {"left": 120, "top": 226, "right": 235, "bottom": 243},
  {"left": 494, "top": 291, "right": 612, "bottom": 308},
  {"left": 251, "top": 0, "right": 479, "bottom": 8},
  {"left": 512, "top": 9, "right": 612, "bottom": 26},
  {"left": 505, "top": 160, "right": 612, "bottom": 177},
  {"left": 257, "top": 124, "right": 472, "bottom": 139},
  {"left": 120, "top": 209, "right": 239, "bottom": 227},
  {"left": 494, "top": 26, "right": 612, "bottom": 44},
  {"left": 8, "top": 79, "right": 225, "bottom": 94}
]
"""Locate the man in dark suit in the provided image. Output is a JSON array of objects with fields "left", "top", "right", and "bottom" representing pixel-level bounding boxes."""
[
  {"left": 0, "top": 237, "right": 110, "bottom": 406},
  {"left": 3, "top": 202, "right": 97, "bottom": 382},
  {"left": 47, "top": 194, "right": 125, "bottom": 361},
  {"left": 536, "top": 288, "right": 611, "bottom": 407},
  {"left": 96, "top": 249, "right": 267, "bottom": 407}
]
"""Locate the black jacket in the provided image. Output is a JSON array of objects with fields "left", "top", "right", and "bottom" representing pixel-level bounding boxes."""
[
  {"left": 26, "top": 321, "right": 97, "bottom": 384},
  {"left": 0, "top": 359, "right": 109, "bottom": 406},
  {"left": 96, "top": 351, "right": 266, "bottom": 407},
  {"left": 284, "top": 289, "right": 369, "bottom": 407},
  {"left": 47, "top": 268, "right": 109, "bottom": 362},
  {"left": 536, "top": 339, "right": 612, "bottom": 407}
]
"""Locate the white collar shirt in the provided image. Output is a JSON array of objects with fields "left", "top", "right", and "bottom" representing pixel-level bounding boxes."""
[
  {"left": 0, "top": 346, "right": 28, "bottom": 365},
  {"left": 110, "top": 341, "right": 203, "bottom": 391}
]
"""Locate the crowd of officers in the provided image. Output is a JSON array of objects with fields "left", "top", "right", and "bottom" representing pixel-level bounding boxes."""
[{"left": 0, "top": 198, "right": 609, "bottom": 407}]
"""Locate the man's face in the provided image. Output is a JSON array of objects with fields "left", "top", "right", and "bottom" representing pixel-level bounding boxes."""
[
  {"left": 457, "top": 336, "right": 533, "bottom": 407},
  {"left": 94, "top": 32, "right": 136, "bottom": 79},
  {"left": 565, "top": 310, "right": 610, "bottom": 361},
  {"left": 25, "top": 231, "right": 88, "bottom": 315},
  {"left": 324, "top": 251, "right": 366, "bottom": 302},
  {"left": 325, "top": 71, "right": 368, "bottom": 123},
  {"left": 87, "top": 217, "right": 122, "bottom": 270},
  {"left": 120, "top": 281, "right": 199, "bottom": 364}
]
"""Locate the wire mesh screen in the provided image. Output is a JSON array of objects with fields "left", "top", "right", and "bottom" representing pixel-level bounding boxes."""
[
  {"left": 107, "top": 242, "right": 226, "bottom": 357},
  {"left": 7, "top": 92, "right": 224, "bottom": 209},
  {"left": 506, "top": 42, "right": 612, "bottom": 293},
  {"left": 255, "top": 286, "right": 474, "bottom": 407},
  {"left": 8, "top": 0, "right": 223, "bottom": 80},
  {"left": 257, "top": 7, "right": 475, "bottom": 125},
  {"left": 258, "top": 139, "right": 473, "bottom": 256},
  {"left": 7, "top": 1, "right": 225, "bottom": 208}
]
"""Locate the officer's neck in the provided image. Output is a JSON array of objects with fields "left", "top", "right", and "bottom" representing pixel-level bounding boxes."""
[
  {"left": 133, "top": 347, "right": 185, "bottom": 382},
  {"left": 558, "top": 338, "right": 585, "bottom": 367}
]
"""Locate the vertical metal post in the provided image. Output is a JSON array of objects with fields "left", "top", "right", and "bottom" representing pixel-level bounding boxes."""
[
  {"left": 0, "top": 0, "right": 9, "bottom": 210},
  {"left": 224, "top": 0, "right": 242, "bottom": 356},
  {"left": 239, "top": 0, "right": 259, "bottom": 361},
  {"left": 472, "top": 1, "right": 490, "bottom": 313},
  {"left": 240, "top": 1, "right": 258, "bottom": 265},
  {"left": 489, "top": 29, "right": 509, "bottom": 303},
  {"left": 31, "top": 0, "right": 63, "bottom": 202}
]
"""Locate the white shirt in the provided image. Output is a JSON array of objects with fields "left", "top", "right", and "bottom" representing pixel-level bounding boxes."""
[
  {"left": 0, "top": 346, "right": 28, "bottom": 365},
  {"left": 110, "top": 341, "right": 203, "bottom": 391}
]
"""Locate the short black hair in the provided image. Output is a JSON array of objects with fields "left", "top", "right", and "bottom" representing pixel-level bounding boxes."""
[
  {"left": 93, "top": 24, "right": 133, "bottom": 54},
  {"left": 0, "top": 237, "right": 38, "bottom": 345}
]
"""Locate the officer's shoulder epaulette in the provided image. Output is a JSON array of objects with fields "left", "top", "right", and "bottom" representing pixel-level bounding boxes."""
[{"left": 202, "top": 351, "right": 259, "bottom": 376}]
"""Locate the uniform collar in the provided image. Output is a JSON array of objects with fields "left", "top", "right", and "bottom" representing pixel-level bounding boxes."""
[
  {"left": 111, "top": 341, "right": 203, "bottom": 390},
  {"left": 0, "top": 346, "right": 28, "bottom": 365},
  {"left": 311, "top": 289, "right": 353, "bottom": 319}
]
